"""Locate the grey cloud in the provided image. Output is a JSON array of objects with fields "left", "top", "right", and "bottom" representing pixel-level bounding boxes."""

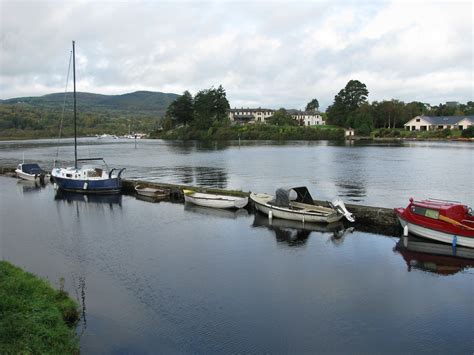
[{"left": 0, "top": 0, "right": 472, "bottom": 109}]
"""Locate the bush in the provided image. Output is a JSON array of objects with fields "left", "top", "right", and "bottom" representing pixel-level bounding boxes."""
[{"left": 461, "top": 126, "right": 474, "bottom": 138}]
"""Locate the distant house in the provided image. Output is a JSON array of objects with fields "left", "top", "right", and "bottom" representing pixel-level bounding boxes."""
[
  {"left": 228, "top": 107, "right": 325, "bottom": 126},
  {"left": 287, "top": 110, "right": 325, "bottom": 126},
  {"left": 403, "top": 115, "right": 474, "bottom": 131},
  {"left": 228, "top": 108, "right": 274, "bottom": 124},
  {"left": 345, "top": 128, "right": 355, "bottom": 138}
]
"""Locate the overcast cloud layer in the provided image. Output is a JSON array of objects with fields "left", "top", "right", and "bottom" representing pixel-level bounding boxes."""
[{"left": 0, "top": 0, "right": 472, "bottom": 109}]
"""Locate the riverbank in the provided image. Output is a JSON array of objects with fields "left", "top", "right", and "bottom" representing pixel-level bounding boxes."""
[
  {"left": 150, "top": 124, "right": 345, "bottom": 140},
  {"left": 0, "top": 261, "right": 80, "bottom": 353}
]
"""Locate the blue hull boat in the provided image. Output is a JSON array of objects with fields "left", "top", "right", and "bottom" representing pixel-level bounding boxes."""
[{"left": 52, "top": 41, "right": 125, "bottom": 194}]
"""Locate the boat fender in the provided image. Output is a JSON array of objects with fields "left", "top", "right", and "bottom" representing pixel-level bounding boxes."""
[
  {"left": 83, "top": 182, "right": 88, "bottom": 190},
  {"left": 452, "top": 235, "right": 457, "bottom": 248},
  {"left": 117, "top": 168, "right": 126, "bottom": 178},
  {"left": 268, "top": 210, "right": 273, "bottom": 220},
  {"left": 403, "top": 225, "right": 409, "bottom": 237}
]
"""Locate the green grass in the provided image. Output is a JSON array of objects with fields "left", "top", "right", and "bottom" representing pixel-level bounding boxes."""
[
  {"left": 0, "top": 261, "right": 80, "bottom": 354},
  {"left": 373, "top": 128, "right": 463, "bottom": 139}
]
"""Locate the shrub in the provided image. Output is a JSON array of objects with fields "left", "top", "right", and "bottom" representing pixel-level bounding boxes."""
[{"left": 461, "top": 126, "right": 474, "bottom": 138}]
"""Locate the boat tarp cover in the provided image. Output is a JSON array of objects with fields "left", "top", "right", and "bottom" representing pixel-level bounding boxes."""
[
  {"left": 21, "top": 163, "right": 45, "bottom": 175},
  {"left": 270, "top": 186, "right": 315, "bottom": 207}
]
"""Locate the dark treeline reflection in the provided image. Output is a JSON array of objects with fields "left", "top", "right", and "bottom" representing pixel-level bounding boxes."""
[
  {"left": 394, "top": 235, "right": 474, "bottom": 276},
  {"left": 252, "top": 213, "right": 354, "bottom": 247},
  {"left": 164, "top": 140, "right": 232, "bottom": 154},
  {"left": 134, "top": 166, "right": 228, "bottom": 189}
]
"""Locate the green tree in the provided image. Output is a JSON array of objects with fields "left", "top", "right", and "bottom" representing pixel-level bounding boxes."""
[
  {"left": 193, "top": 85, "right": 230, "bottom": 129},
  {"left": 327, "top": 79, "right": 369, "bottom": 127},
  {"left": 305, "top": 98, "right": 319, "bottom": 112},
  {"left": 267, "top": 108, "right": 297, "bottom": 126},
  {"left": 166, "top": 90, "right": 194, "bottom": 126}
]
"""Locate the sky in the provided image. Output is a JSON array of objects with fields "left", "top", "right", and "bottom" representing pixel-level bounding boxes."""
[{"left": 0, "top": 0, "right": 472, "bottom": 110}]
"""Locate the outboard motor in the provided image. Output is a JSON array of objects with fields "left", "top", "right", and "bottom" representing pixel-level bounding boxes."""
[{"left": 331, "top": 198, "right": 355, "bottom": 222}]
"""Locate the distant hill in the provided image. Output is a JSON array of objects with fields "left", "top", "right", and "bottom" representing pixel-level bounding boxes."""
[
  {"left": 0, "top": 90, "right": 181, "bottom": 139},
  {"left": 1, "top": 90, "right": 180, "bottom": 116}
]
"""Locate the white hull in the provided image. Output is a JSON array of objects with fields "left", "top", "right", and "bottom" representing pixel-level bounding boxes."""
[
  {"left": 15, "top": 169, "right": 38, "bottom": 181},
  {"left": 135, "top": 186, "right": 168, "bottom": 198},
  {"left": 15, "top": 169, "right": 49, "bottom": 182},
  {"left": 184, "top": 192, "right": 248, "bottom": 209},
  {"left": 398, "top": 216, "right": 474, "bottom": 248},
  {"left": 251, "top": 193, "right": 342, "bottom": 224}
]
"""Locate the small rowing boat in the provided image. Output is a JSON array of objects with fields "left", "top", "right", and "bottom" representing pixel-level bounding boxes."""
[
  {"left": 135, "top": 185, "right": 169, "bottom": 199},
  {"left": 183, "top": 189, "right": 248, "bottom": 209}
]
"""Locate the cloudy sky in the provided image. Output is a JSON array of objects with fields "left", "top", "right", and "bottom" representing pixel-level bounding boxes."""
[{"left": 0, "top": 0, "right": 472, "bottom": 109}]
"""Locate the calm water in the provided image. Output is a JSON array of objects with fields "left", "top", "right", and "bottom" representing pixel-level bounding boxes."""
[
  {"left": 1, "top": 139, "right": 474, "bottom": 353},
  {"left": 0, "top": 138, "right": 472, "bottom": 207},
  {"left": 1, "top": 177, "right": 473, "bottom": 353}
]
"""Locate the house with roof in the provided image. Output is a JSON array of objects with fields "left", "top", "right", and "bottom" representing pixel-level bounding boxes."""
[
  {"left": 228, "top": 107, "right": 325, "bottom": 126},
  {"left": 228, "top": 108, "right": 275, "bottom": 124},
  {"left": 404, "top": 115, "right": 474, "bottom": 131},
  {"left": 287, "top": 109, "right": 325, "bottom": 126}
]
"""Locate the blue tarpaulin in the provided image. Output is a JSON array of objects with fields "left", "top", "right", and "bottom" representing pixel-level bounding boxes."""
[{"left": 21, "top": 164, "right": 45, "bottom": 175}]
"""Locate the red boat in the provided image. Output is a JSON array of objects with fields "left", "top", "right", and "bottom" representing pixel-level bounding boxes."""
[{"left": 395, "top": 198, "right": 474, "bottom": 248}]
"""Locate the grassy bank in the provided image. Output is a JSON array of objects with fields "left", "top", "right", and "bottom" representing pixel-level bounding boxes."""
[
  {"left": 151, "top": 124, "right": 345, "bottom": 141},
  {"left": 372, "top": 127, "right": 468, "bottom": 139},
  {"left": 0, "top": 261, "right": 80, "bottom": 353}
]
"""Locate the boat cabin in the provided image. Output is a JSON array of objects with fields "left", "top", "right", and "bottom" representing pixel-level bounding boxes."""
[{"left": 410, "top": 199, "right": 472, "bottom": 221}]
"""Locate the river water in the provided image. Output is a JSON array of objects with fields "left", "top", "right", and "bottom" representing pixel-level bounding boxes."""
[
  {"left": 0, "top": 139, "right": 473, "bottom": 353},
  {"left": 0, "top": 138, "right": 472, "bottom": 206}
]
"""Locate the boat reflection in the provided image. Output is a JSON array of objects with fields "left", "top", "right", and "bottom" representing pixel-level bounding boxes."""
[
  {"left": 17, "top": 179, "right": 48, "bottom": 194},
  {"left": 54, "top": 189, "right": 122, "bottom": 207},
  {"left": 252, "top": 213, "right": 353, "bottom": 247},
  {"left": 394, "top": 235, "right": 474, "bottom": 276},
  {"left": 184, "top": 203, "right": 249, "bottom": 219}
]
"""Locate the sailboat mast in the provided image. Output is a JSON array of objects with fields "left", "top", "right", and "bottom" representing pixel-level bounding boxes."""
[{"left": 72, "top": 40, "right": 77, "bottom": 169}]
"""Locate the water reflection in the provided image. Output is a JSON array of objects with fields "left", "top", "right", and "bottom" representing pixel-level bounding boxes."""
[
  {"left": 394, "top": 236, "right": 474, "bottom": 275},
  {"left": 54, "top": 190, "right": 122, "bottom": 207},
  {"left": 335, "top": 182, "right": 366, "bottom": 202},
  {"left": 17, "top": 179, "right": 48, "bottom": 194},
  {"left": 146, "top": 166, "right": 228, "bottom": 188},
  {"left": 164, "top": 140, "right": 232, "bottom": 155},
  {"left": 252, "top": 213, "right": 353, "bottom": 247},
  {"left": 184, "top": 203, "right": 249, "bottom": 219}
]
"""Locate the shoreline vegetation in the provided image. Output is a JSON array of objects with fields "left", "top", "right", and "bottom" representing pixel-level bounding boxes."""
[
  {"left": 1, "top": 81, "right": 473, "bottom": 142},
  {"left": 0, "top": 261, "right": 80, "bottom": 353},
  {"left": 1, "top": 126, "right": 472, "bottom": 142}
]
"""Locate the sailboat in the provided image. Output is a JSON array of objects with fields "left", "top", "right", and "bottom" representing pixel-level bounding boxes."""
[{"left": 51, "top": 41, "right": 125, "bottom": 194}]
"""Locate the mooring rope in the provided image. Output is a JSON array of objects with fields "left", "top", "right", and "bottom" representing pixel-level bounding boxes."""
[{"left": 54, "top": 50, "right": 73, "bottom": 167}]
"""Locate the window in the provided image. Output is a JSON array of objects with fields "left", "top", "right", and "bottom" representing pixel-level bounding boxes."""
[
  {"left": 416, "top": 118, "right": 420, "bottom": 122},
  {"left": 411, "top": 206, "right": 439, "bottom": 219}
]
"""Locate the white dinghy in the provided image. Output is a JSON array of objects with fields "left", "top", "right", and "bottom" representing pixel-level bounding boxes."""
[
  {"left": 250, "top": 186, "right": 355, "bottom": 224},
  {"left": 183, "top": 189, "right": 248, "bottom": 209}
]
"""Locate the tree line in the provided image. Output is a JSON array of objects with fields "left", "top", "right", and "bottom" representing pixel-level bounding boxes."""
[
  {"left": 325, "top": 79, "right": 474, "bottom": 134},
  {"left": 164, "top": 85, "right": 230, "bottom": 130}
]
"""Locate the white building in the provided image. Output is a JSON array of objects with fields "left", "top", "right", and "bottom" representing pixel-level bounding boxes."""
[
  {"left": 288, "top": 110, "right": 325, "bottom": 126},
  {"left": 228, "top": 108, "right": 274, "bottom": 123},
  {"left": 228, "top": 107, "right": 325, "bottom": 126},
  {"left": 404, "top": 115, "right": 474, "bottom": 131}
]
